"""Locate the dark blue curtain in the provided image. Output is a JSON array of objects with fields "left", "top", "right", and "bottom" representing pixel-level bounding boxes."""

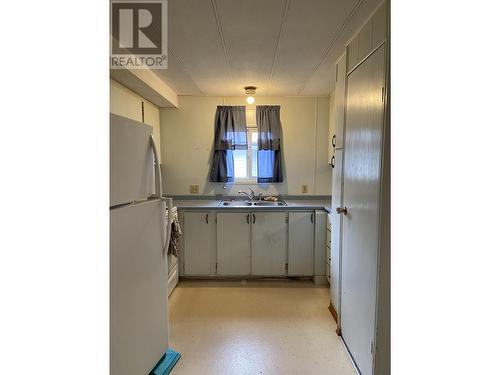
[
  {"left": 210, "top": 106, "right": 247, "bottom": 182},
  {"left": 256, "top": 106, "right": 283, "bottom": 183}
]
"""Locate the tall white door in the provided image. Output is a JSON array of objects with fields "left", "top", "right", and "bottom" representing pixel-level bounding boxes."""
[
  {"left": 251, "top": 212, "right": 287, "bottom": 275},
  {"left": 216, "top": 212, "right": 251, "bottom": 275},
  {"left": 288, "top": 212, "right": 315, "bottom": 276},
  {"left": 341, "top": 44, "right": 386, "bottom": 375}
]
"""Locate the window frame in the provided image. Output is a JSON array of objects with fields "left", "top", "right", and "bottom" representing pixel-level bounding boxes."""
[{"left": 233, "top": 127, "right": 258, "bottom": 184}]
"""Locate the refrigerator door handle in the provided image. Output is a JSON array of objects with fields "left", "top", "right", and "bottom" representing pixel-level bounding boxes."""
[
  {"left": 163, "top": 198, "right": 173, "bottom": 257},
  {"left": 150, "top": 135, "right": 163, "bottom": 198}
]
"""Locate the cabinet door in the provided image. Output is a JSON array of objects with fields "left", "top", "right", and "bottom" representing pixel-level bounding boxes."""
[
  {"left": 288, "top": 212, "right": 314, "bottom": 276},
  {"left": 328, "top": 94, "right": 335, "bottom": 164},
  {"left": 217, "top": 212, "right": 251, "bottom": 275},
  {"left": 251, "top": 212, "right": 286, "bottom": 275},
  {"left": 330, "top": 148, "right": 343, "bottom": 310},
  {"left": 333, "top": 54, "right": 347, "bottom": 150},
  {"left": 314, "top": 210, "right": 327, "bottom": 276},
  {"left": 183, "top": 212, "right": 213, "bottom": 275}
]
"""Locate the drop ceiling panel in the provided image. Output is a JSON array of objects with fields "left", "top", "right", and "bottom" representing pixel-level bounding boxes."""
[
  {"left": 267, "top": 0, "right": 359, "bottom": 95},
  {"left": 300, "top": 53, "right": 335, "bottom": 95},
  {"left": 216, "top": 0, "right": 286, "bottom": 95},
  {"left": 153, "top": 0, "right": 383, "bottom": 97},
  {"left": 152, "top": 50, "right": 203, "bottom": 95},
  {"left": 167, "top": 0, "right": 233, "bottom": 94}
]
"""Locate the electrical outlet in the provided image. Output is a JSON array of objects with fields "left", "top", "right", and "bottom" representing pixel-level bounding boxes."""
[
  {"left": 190, "top": 184, "right": 199, "bottom": 194},
  {"left": 301, "top": 184, "right": 308, "bottom": 194}
]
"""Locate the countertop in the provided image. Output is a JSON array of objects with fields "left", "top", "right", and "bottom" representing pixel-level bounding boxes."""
[{"left": 171, "top": 196, "right": 332, "bottom": 213}]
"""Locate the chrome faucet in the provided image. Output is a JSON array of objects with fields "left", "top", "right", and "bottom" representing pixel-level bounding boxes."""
[{"left": 238, "top": 188, "right": 256, "bottom": 201}]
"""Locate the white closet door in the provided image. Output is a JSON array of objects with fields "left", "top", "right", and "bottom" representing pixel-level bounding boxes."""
[{"left": 341, "top": 44, "right": 386, "bottom": 375}]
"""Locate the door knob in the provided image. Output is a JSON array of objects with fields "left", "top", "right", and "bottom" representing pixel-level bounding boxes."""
[{"left": 336, "top": 206, "right": 347, "bottom": 215}]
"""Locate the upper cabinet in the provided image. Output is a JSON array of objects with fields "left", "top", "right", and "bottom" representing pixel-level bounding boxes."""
[
  {"left": 328, "top": 93, "right": 336, "bottom": 164},
  {"left": 331, "top": 54, "right": 347, "bottom": 153},
  {"left": 372, "top": 1, "right": 388, "bottom": 49},
  {"left": 347, "top": 2, "right": 387, "bottom": 72}
]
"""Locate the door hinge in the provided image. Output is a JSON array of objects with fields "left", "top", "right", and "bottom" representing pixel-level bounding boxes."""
[
  {"left": 285, "top": 263, "right": 288, "bottom": 271},
  {"left": 285, "top": 216, "right": 289, "bottom": 224},
  {"left": 370, "top": 341, "right": 374, "bottom": 354},
  {"left": 381, "top": 87, "right": 385, "bottom": 102},
  {"left": 215, "top": 262, "right": 218, "bottom": 273}
]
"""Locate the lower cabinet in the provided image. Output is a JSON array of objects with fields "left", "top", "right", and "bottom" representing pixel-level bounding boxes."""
[
  {"left": 288, "top": 212, "right": 315, "bottom": 276},
  {"left": 182, "top": 209, "right": 316, "bottom": 278},
  {"left": 251, "top": 212, "right": 287, "bottom": 275},
  {"left": 216, "top": 212, "right": 251, "bottom": 275},
  {"left": 183, "top": 212, "right": 215, "bottom": 276}
]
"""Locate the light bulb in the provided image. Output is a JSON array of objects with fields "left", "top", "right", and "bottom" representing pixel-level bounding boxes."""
[{"left": 246, "top": 96, "right": 255, "bottom": 104}]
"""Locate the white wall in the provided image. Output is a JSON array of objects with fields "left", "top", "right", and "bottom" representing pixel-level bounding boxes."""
[
  {"left": 160, "top": 95, "right": 331, "bottom": 196},
  {"left": 110, "top": 80, "right": 161, "bottom": 161}
]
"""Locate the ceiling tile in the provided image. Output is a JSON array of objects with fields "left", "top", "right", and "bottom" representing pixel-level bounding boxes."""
[
  {"left": 153, "top": 50, "right": 204, "bottom": 95},
  {"left": 216, "top": 0, "right": 286, "bottom": 95},
  {"left": 167, "top": 0, "right": 233, "bottom": 94},
  {"left": 268, "top": 0, "right": 359, "bottom": 95},
  {"left": 154, "top": 0, "right": 384, "bottom": 97}
]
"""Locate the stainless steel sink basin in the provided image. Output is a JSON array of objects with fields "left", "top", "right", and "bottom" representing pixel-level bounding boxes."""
[
  {"left": 219, "top": 201, "right": 253, "bottom": 207},
  {"left": 219, "top": 200, "right": 287, "bottom": 207},
  {"left": 253, "top": 201, "right": 287, "bottom": 206}
]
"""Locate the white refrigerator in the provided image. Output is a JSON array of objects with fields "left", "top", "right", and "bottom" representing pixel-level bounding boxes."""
[{"left": 110, "top": 113, "right": 172, "bottom": 375}]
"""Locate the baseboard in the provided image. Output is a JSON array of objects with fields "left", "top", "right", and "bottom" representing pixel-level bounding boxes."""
[
  {"left": 328, "top": 302, "right": 338, "bottom": 322},
  {"left": 328, "top": 302, "right": 342, "bottom": 336},
  {"left": 313, "top": 275, "right": 328, "bottom": 285}
]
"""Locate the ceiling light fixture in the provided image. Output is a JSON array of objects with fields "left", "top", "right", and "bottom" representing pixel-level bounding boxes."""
[{"left": 244, "top": 86, "right": 257, "bottom": 104}]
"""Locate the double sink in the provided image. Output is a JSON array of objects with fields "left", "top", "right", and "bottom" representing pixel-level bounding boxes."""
[{"left": 219, "top": 200, "right": 287, "bottom": 207}]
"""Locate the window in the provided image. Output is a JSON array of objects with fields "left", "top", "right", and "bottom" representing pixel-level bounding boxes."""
[{"left": 233, "top": 128, "right": 258, "bottom": 183}]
